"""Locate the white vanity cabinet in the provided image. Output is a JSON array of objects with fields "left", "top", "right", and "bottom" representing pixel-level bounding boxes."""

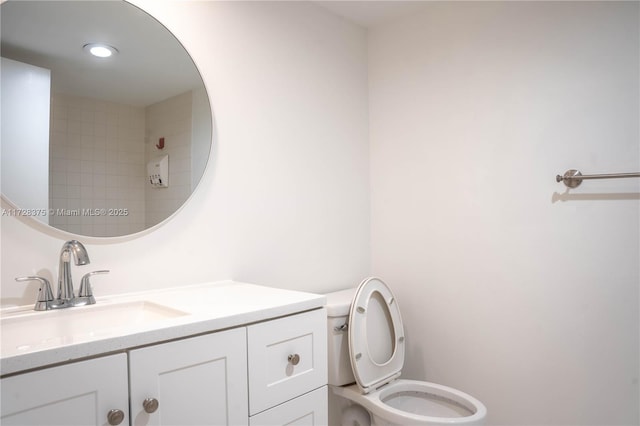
[
  {"left": 0, "top": 354, "right": 129, "bottom": 426},
  {"left": 129, "top": 328, "right": 248, "bottom": 426},
  {"left": 1, "top": 306, "right": 327, "bottom": 426},
  {"left": 0, "top": 329, "right": 247, "bottom": 426}
]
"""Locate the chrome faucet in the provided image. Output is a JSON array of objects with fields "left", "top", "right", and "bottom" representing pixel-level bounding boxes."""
[
  {"left": 57, "top": 240, "right": 90, "bottom": 303},
  {"left": 16, "top": 240, "right": 110, "bottom": 311}
]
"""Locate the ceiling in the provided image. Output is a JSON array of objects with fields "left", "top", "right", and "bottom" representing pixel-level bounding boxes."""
[
  {"left": 1, "top": 1, "right": 202, "bottom": 107},
  {"left": 1, "top": 1, "right": 426, "bottom": 107},
  {"left": 314, "top": 1, "right": 429, "bottom": 28}
]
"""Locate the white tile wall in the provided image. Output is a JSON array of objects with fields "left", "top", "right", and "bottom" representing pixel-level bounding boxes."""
[
  {"left": 49, "top": 91, "right": 194, "bottom": 236},
  {"left": 49, "top": 94, "right": 146, "bottom": 237}
]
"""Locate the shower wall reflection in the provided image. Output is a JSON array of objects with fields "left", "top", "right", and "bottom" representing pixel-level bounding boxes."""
[{"left": 49, "top": 88, "right": 206, "bottom": 237}]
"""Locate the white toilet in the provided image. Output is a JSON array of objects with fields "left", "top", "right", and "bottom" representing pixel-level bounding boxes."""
[{"left": 326, "top": 277, "right": 487, "bottom": 426}]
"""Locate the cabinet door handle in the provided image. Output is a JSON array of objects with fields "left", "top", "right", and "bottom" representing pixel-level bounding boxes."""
[
  {"left": 107, "top": 409, "right": 125, "bottom": 425},
  {"left": 287, "top": 353, "right": 300, "bottom": 365},
  {"left": 143, "top": 397, "right": 160, "bottom": 413}
]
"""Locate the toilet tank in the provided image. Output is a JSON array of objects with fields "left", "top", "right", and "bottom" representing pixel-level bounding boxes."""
[{"left": 325, "top": 288, "right": 357, "bottom": 386}]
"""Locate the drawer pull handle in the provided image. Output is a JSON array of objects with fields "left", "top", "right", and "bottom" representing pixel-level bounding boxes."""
[
  {"left": 143, "top": 398, "right": 159, "bottom": 414},
  {"left": 288, "top": 353, "right": 301, "bottom": 365},
  {"left": 107, "top": 409, "right": 125, "bottom": 425}
]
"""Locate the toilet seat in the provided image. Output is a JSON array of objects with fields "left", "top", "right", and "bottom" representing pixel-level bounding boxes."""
[
  {"left": 348, "top": 277, "right": 405, "bottom": 393},
  {"left": 332, "top": 278, "right": 487, "bottom": 425}
]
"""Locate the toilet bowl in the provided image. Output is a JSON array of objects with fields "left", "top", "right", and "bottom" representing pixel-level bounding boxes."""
[
  {"left": 333, "top": 380, "right": 485, "bottom": 426},
  {"left": 325, "top": 277, "right": 487, "bottom": 426}
]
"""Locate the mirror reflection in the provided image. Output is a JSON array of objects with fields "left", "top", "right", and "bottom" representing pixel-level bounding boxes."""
[{"left": 1, "top": 0, "right": 212, "bottom": 238}]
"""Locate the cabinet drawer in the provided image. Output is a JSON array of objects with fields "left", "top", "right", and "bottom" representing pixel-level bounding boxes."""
[
  {"left": 247, "top": 308, "right": 327, "bottom": 415},
  {"left": 249, "top": 386, "right": 327, "bottom": 426}
]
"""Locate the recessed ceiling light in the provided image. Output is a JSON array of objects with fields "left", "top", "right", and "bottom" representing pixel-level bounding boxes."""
[{"left": 83, "top": 43, "right": 118, "bottom": 58}]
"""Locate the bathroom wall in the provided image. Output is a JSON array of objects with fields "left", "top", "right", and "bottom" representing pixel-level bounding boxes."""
[
  {"left": 0, "top": 1, "right": 370, "bottom": 304},
  {"left": 2, "top": 2, "right": 637, "bottom": 424},
  {"left": 368, "top": 2, "right": 639, "bottom": 424},
  {"left": 145, "top": 91, "right": 193, "bottom": 227},
  {"left": 49, "top": 93, "right": 146, "bottom": 236},
  {"left": 191, "top": 87, "right": 210, "bottom": 190},
  {"left": 1, "top": 57, "right": 50, "bottom": 223}
]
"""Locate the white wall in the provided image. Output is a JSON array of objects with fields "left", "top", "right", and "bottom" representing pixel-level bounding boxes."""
[
  {"left": 369, "top": 2, "right": 639, "bottom": 424},
  {"left": 1, "top": 1, "right": 370, "bottom": 305},
  {"left": 1, "top": 57, "right": 50, "bottom": 224},
  {"left": 191, "top": 86, "right": 210, "bottom": 190}
]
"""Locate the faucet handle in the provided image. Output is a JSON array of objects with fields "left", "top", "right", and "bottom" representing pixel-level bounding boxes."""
[
  {"left": 77, "top": 270, "right": 110, "bottom": 305},
  {"left": 16, "top": 276, "right": 54, "bottom": 311}
]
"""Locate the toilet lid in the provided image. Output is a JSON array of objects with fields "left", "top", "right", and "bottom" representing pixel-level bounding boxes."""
[{"left": 348, "top": 277, "right": 405, "bottom": 394}]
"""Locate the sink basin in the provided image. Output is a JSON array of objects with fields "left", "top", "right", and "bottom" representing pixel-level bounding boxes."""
[{"left": 1, "top": 301, "right": 188, "bottom": 356}]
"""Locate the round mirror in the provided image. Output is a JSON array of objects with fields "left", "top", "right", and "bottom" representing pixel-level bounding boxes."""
[{"left": 1, "top": 0, "right": 212, "bottom": 238}]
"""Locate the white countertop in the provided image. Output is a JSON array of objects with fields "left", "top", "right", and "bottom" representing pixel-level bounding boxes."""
[{"left": 0, "top": 281, "right": 326, "bottom": 376}]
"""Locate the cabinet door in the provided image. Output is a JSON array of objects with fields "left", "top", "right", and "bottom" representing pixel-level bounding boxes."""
[
  {"left": 129, "top": 328, "right": 248, "bottom": 426},
  {"left": 0, "top": 354, "right": 128, "bottom": 426}
]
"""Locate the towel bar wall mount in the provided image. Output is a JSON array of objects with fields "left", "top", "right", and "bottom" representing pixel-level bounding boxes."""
[{"left": 556, "top": 169, "right": 640, "bottom": 188}]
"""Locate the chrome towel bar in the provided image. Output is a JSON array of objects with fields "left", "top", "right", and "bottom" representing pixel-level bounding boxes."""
[{"left": 556, "top": 169, "right": 640, "bottom": 188}]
